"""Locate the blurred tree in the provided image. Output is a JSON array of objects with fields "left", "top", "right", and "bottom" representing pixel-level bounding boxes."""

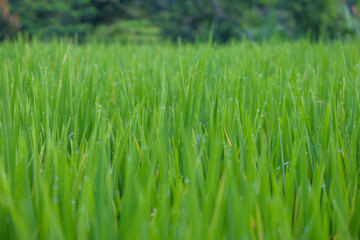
[
  {"left": 7, "top": 0, "right": 152, "bottom": 40},
  {"left": 155, "top": 0, "right": 360, "bottom": 41},
  {"left": 9, "top": 0, "right": 97, "bottom": 39},
  {"left": 0, "top": 0, "right": 21, "bottom": 40},
  {"left": 2, "top": 0, "right": 360, "bottom": 41},
  {"left": 281, "top": 0, "right": 345, "bottom": 38},
  {"left": 154, "top": 0, "right": 282, "bottom": 41}
]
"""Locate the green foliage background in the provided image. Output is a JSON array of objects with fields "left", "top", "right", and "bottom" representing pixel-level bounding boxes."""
[{"left": 1, "top": 0, "right": 360, "bottom": 41}]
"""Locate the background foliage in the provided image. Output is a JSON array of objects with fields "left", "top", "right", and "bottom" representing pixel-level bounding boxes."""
[{"left": 1, "top": 0, "right": 360, "bottom": 41}]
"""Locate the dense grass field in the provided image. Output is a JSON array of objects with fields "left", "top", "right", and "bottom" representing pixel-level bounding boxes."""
[{"left": 0, "top": 39, "right": 360, "bottom": 239}]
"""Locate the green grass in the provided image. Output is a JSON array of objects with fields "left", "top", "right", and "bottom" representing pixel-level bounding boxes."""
[{"left": 0, "top": 39, "right": 360, "bottom": 239}]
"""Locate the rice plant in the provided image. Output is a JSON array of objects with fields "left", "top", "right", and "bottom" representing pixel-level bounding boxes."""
[{"left": 0, "top": 39, "right": 359, "bottom": 239}]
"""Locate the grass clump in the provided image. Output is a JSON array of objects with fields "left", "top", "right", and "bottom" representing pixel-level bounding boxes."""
[{"left": 0, "top": 39, "right": 360, "bottom": 239}]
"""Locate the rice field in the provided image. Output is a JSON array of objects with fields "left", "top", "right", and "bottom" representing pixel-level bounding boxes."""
[{"left": 0, "top": 39, "right": 360, "bottom": 239}]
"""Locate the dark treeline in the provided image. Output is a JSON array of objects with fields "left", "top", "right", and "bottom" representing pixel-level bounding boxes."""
[{"left": 1, "top": 0, "right": 360, "bottom": 42}]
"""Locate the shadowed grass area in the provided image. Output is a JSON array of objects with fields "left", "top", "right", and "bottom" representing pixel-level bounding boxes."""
[{"left": 0, "top": 39, "right": 360, "bottom": 239}]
